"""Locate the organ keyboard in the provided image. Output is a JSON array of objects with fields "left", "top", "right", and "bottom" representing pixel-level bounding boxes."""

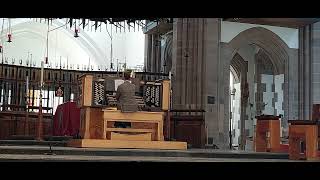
[{"left": 106, "top": 94, "right": 146, "bottom": 110}]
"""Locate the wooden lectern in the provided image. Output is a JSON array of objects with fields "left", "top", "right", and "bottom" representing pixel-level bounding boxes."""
[
  {"left": 288, "top": 120, "right": 319, "bottom": 160},
  {"left": 255, "top": 115, "right": 281, "bottom": 152}
]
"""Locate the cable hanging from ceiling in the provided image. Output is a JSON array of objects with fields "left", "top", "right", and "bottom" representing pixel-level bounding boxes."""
[
  {"left": 43, "top": 20, "right": 50, "bottom": 65},
  {"left": 106, "top": 22, "right": 113, "bottom": 70},
  {"left": 42, "top": 19, "right": 69, "bottom": 68},
  {"left": 0, "top": 18, "right": 4, "bottom": 62}
]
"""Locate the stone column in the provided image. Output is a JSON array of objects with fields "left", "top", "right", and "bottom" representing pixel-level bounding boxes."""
[
  {"left": 237, "top": 46, "right": 256, "bottom": 150},
  {"left": 144, "top": 33, "right": 162, "bottom": 80},
  {"left": 144, "top": 34, "right": 150, "bottom": 72},
  {"left": 144, "top": 34, "right": 152, "bottom": 73},
  {"left": 172, "top": 18, "right": 228, "bottom": 148},
  {"left": 311, "top": 22, "right": 320, "bottom": 108},
  {"left": 151, "top": 34, "right": 161, "bottom": 75},
  {"left": 204, "top": 18, "right": 226, "bottom": 148},
  {"left": 298, "top": 25, "right": 313, "bottom": 120}
]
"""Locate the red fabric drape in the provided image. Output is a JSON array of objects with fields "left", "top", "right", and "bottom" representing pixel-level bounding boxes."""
[{"left": 53, "top": 102, "right": 80, "bottom": 137}]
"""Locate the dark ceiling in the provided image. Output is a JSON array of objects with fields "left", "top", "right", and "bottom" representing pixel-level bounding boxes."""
[
  {"left": 46, "top": 18, "right": 320, "bottom": 32},
  {"left": 49, "top": 18, "right": 169, "bottom": 32}
]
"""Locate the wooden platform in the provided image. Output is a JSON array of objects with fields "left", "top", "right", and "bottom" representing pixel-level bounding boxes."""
[{"left": 68, "top": 139, "right": 187, "bottom": 150}]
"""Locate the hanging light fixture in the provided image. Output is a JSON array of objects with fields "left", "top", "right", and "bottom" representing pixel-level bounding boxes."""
[
  {"left": 7, "top": 18, "right": 12, "bottom": 43},
  {"left": 110, "top": 62, "right": 114, "bottom": 70},
  {"left": 7, "top": 34, "right": 12, "bottom": 42},
  {"left": 45, "top": 21, "right": 49, "bottom": 64},
  {"left": 74, "top": 29, "right": 79, "bottom": 38}
]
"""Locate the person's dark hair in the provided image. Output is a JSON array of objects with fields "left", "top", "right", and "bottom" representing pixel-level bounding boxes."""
[{"left": 124, "top": 71, "right": 131, "bottom": 80}]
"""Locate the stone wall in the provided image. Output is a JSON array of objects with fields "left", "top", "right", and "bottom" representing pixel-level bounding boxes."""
[
  {"left": 172, "top": 18, "right": 230, "bottom": 148},
  {"left": 146, "top": 19, "right": 311, "bottom": 149},
  {"left": 222, "top": 24, "right": 300, "bottom": 143},
  {"left": 311, "top": 22, "right": 320, "bottom": 106}
]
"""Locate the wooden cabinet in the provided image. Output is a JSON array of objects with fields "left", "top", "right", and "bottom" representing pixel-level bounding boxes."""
[
  {"left": 79, "top": 107, "right": 104, "bottom": 139},
  {"left": 171, "top": 115, "right": 206, "bottom": 148},
  {"left": 78, "top": 74, "right": 93, "bottom": 107}
]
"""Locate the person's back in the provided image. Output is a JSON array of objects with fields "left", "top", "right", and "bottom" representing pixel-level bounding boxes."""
[
  {"left": 116, "top": 81, "right": 138, "bottom": 112},
  {"left": 115, "top": 71, "right": 138, "bottom": 112},
  {"left": 114, "top": 71, "right": 138, "bottom": 128}
]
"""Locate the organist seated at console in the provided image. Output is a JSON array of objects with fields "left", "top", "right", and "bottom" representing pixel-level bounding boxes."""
[{"left": 114, "top": 71, "right": 138, "bottom": 128}]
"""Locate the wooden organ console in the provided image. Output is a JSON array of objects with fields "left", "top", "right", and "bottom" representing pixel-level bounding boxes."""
[{"left": 68, "top": 74, "right": 187, "bottom": 150}]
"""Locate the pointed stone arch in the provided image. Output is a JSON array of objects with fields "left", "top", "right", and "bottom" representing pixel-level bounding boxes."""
[{"left": 222, "top": 26, "right": 294, "bottom": 149}]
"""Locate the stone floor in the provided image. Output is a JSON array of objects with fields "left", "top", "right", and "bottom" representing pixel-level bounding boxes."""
[
  {"left": 0, "top": 145, "right": 289, "bottom": 158},
  {"left": 0, "top": 144, "right": 307, "bottom": 162},
  {"left": 0, "top": 154, "right": 300, "bottom": 162}
]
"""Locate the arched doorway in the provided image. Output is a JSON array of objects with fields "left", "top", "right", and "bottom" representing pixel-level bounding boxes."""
[{"left": 222, "top": 27, "right": 291, "bottom": 150}]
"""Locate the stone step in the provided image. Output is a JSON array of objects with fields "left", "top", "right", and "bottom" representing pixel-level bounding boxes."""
[{"left": 0, "top": 143, "right": 289, "bottom": 160}]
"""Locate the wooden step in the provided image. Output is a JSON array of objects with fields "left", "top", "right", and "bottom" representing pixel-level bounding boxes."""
[
  {"left": 106, "top": 128, "right": 155, "bottom": 133},
  {"left": 68, "top": 139, "right": 188, "bottom": 150},
  {"left": 111, "top": 132, "right": 152, "bottom": 141}
]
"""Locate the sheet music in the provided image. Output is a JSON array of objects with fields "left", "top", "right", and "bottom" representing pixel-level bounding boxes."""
[{"left": 114, "top": 79, "right": 124, "bottom": 91}]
